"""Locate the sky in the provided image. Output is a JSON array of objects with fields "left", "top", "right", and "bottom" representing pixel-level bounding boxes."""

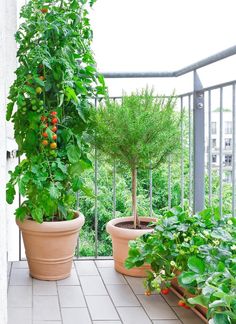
[{"left": 89, "top": 0, "right": 236, "bottom": 96}]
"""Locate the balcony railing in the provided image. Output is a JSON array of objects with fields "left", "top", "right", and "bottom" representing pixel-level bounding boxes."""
[{"left": 9, "top": 45, "right": 236, "bottom": 260}]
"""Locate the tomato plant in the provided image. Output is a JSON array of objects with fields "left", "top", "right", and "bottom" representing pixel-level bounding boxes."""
[{"left": 6, "top": 0, "right": 106, "bottom": 223}]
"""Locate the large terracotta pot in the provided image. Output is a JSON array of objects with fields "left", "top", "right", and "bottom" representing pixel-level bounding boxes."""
[
  {"left": 106, "top": 216, "right": 156, "bottom": 277},
  {"left": 17, "top": 211, "right": 84, "bottom": 280}
]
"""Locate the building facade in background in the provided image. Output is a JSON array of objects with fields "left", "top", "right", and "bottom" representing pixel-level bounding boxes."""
[{"left": 208, "top": 110, "right": 233, "bottom": 183}]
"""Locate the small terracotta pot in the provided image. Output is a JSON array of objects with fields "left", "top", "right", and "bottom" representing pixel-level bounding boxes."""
[
  {"left": 171, "top": 275, "right": 208, "bottom": 316},
  {"left": 106, "top": 216, "right": 156, "bottom": 277},
  {"left": 17, "top": 211, "right": 84, "bottom": 280}
]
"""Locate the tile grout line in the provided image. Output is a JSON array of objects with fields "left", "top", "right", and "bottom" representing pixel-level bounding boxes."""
[
  {"left": 162, "top": 296, "right": 184, "bottom": 324},
  {"left": 156, "top": 294, "right": 184, "bottom": 324},
  {"left": 123, "top": 275, "right": 154, "bottom": 323},
  {"left": 94, "top": 260, "right": 124, "bottom": 324},
  {"left": 56, "top": 274, "right": 64, "bottom": 324},
  {"left": 7, "top": 261, "right": 12, "bottom": 289},
  {"left": 73, "top": 260, "right": 94, "bottom": 323},
  {"left": 161, "top": 292, "right": 200, "bottom": 324},
  {"left": 123, "top": 275, "right": 185, "bottom": 323},
  {"left": 31, "top": 267, "right": 33, "bottom": 324}
]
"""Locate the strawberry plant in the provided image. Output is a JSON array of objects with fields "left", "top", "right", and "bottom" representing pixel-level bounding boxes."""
[
  {"left": 125, "top": 207, "right": 236, "bottom": 323},
  {"left": 6, "top": 0, "right": 106, "bottom": 222}
]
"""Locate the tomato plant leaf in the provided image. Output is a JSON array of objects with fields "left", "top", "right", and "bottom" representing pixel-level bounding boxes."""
[
  {"left": 15, "top": 206, "right": 28, "bottom": 222},
  {"left": 31, "top": 208, "right": 43, "bottom": 223},
  {"left": 6, "top": 102, "right": 14, "bottom": 121},
  {"left": 49, "top": 183, "right": 60, "bottom": 200},
  {"left": 66, "top": 144, "right": 81, "bottom": 163},
  {"left": 6, "top": 183, "right": 16, "bottom": 204}
]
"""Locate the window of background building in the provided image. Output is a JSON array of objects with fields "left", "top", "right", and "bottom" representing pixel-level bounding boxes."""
[
  {"left": 225, "top": 121, "right": 232, "bottom": 134},
  {"left": 211, "top": 122, "right": 217, "bottom": 134},
  {"left": 223, "top": 171, "right": 232, "bottom": 183},
  {"left": 225, "top": 138, "right": 232, "bottom": 149},
  {"left": 212, "top": 154, "right": 217, "bottom": 163},
  {"left": 212, "top": 138, "right": 217, "bottom": 148},
  {"left": 224, "top": 154, "right": 232, "bottom": 166}
]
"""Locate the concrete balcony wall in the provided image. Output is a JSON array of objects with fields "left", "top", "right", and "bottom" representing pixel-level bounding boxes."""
[
  {"left": 6, "top": 0, "right": 27, "bottom": 261},
  {"left": 0, "top": 0, "right": 25, "bottom": 321}
]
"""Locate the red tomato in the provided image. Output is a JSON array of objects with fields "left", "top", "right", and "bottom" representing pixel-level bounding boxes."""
[
  {"left": 41, "top": 8, "right": 48, "bottom": 13},
  {"left": 52, "top": 134, "right": 57, "bottom": 140},
  {"left": 42, "top": 132, "right": 48, "bottom": 138},
  {"left": 51, "top": 126, "right": 57, "bottom": 132},
  {"left": 41, "top": 116, "right": 47, "bottom": 122},
  {"left": 50, "top": 111, "right": 57, "bottom": 116},
  {"left": 51, "top": 117, "right": 58, "bottom": 124}
]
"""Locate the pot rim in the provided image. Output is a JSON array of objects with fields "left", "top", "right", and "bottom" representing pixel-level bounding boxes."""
[
  {"left": 106, "top": 216, "right": 156, "bottom": 239},
  {"left": 16, "top": 211, "right": 85, "bottom": 233}
]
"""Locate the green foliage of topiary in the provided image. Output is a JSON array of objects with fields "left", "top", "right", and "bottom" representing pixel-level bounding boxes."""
[
  {"left": 91, "top": 88, "right": 182, "bottom": 228},
  {"left": 6, "top": 0, "right": 106, "bottom": 222}
]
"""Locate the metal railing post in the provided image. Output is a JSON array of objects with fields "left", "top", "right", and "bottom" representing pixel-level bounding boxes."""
[{"left": 193, "top": 71, "right": 205, "bottom": 213}]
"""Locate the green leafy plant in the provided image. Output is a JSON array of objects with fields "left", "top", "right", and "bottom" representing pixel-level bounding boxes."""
[
  {"left": 6, "top": 0, "right": 106, "bottom": 222},
  {"left": 91, "top": 89, "right": 181, "bottom": 228},
  {"left": 125, "top": 206, "right": 236, "bottom": 323}
]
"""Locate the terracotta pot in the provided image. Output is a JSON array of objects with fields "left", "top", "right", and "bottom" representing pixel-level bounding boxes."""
[
  {"left": 106, "top": 216, "right": 156, "bottom": 277},
  {"left": 16, "top": 211, "right": 84, "bottom": 280}
]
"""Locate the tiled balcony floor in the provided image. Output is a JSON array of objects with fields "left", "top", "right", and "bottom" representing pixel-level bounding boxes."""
[{"left": 8, "top": 260, "right": 205, "bottom": 324}]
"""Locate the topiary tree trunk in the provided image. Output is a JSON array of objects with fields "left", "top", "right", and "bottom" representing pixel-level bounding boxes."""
[{"left": 132, "top": 168, "right": 140, "bottom": 229}]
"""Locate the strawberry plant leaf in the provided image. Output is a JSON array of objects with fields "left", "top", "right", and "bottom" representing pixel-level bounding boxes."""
[{"left": 187, "top": 256, "right": 205, "bottom": 274}]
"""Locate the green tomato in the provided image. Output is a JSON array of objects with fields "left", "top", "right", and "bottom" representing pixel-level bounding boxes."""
[
  {"left": 22, "top": 101, "right": 27, "bottom": 107},
  {"left": 39, "top": 100, "right": 44, "bottom": 106},
  {"left": 22, "top": 107, "right": 27, "bottom": 111},
  {"left": 32, "top": 106, "right": 37, "bottom": 110}
]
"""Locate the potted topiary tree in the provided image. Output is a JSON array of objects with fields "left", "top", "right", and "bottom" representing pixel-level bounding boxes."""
[
  {"left": 92, "top": 89, "right": 181, "bottom": 276},
  {"left": 6, "top": 0, "right": 106, "bottom": 280}
]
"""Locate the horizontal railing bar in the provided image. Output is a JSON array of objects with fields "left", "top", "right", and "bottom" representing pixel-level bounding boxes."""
[
  {"left": 108, "top": 81, "right": 236, "bottom": 102},
  {"left": 104, "top": 82, "right": 236, "bottom": 101},
  {"left": 175, "top": 45, "right": 236, "bottom": 76},
  {"left": 199, "top": 80, "right": 236, "bottom": 93},
  {"left": 108, "top": 95, "right": 175, "bottom": 100},
  {"left": 178, "top": 80, "right": 236, "bottom": 98},
  {"left": 177, "top": 92, "right": 194, "bottom": 98},
  {"left": 101, "top": 71, "right": 175, "bottom": 78},
  {"left": 101, "top": 45, "right": 236, "bottom": 79}
]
